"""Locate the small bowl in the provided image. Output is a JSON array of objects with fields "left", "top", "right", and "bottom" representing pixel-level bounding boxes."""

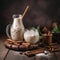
[{"left": 24, "top": 29, "right": 39, "bottom": 44}]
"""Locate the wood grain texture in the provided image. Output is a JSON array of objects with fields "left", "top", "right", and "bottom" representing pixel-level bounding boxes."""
[
  {"left": 0, "top": 37, "right": 60, "bottom": 60},
  {"left": 5, "top": 50, "right": 35, "bottom": 60},
  {"left": 0, "top": 37, "right": 8, "bottom": 60}
]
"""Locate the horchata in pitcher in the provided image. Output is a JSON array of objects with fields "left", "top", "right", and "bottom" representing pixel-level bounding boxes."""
[{"left": 6, "top": 14, "right": 25, "bottom": 41}]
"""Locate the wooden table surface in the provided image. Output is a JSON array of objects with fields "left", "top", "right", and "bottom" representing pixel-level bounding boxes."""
[{"left": 0, "top": 36, "right": 60, "bottom": 60}]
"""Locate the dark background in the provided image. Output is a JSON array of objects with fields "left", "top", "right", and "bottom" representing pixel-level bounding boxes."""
[{"left": 0, "top": 0, "right": 60, "bottom": 35}]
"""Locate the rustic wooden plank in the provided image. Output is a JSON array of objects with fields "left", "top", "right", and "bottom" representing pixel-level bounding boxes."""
[
  {"left": 5, "top": 50, "right": 35, "bottom": 60},
  {"left": 54, "top": 45, "right": 60, "bottom": 60},
  {"left": 0, "top": 36, "right": 60, "bottom": 60},
  {"left": 0, "top": 37, "right": 8, "bottom": 60},
  {"left": 55, "top": 52, "right": 60, "bottom": 60}
]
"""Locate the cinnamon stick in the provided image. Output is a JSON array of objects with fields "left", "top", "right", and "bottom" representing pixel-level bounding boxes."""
[{"left": 22, "top": 5, "right": 29, "bottom": 19}]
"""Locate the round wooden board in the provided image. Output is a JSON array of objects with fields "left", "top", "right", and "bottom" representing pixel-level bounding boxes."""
[{"left": 4, "top": 39, "right": 40, "bottom": 51}]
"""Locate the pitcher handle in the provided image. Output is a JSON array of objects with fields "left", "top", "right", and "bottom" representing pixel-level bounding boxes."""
[{"left": 6, "top": 24, "right": 11, "bottom": 39}]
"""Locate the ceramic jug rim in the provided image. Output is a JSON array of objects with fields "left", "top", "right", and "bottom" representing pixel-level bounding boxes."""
[{"left": 12, "top": 14, "right": 22, "bottom": 19}]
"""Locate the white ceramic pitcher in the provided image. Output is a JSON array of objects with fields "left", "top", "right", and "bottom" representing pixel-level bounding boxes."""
[{"left": 6, "top": 14, "right": 25, "bottom": 41}]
